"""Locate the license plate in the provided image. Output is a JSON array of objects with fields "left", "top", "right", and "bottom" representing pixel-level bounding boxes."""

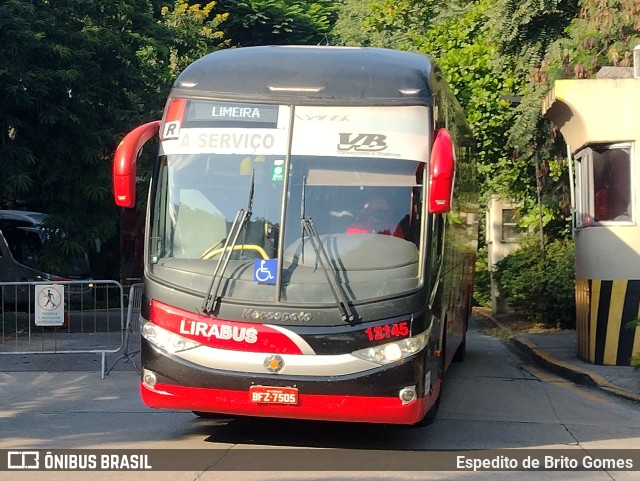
[{"left": 249, "top": 386, "right": 299, "bottom": 405}]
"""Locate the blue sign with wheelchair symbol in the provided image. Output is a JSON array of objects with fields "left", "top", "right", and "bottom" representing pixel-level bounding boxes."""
[{"left": 254, "top": 259, "right": 277, "bottom": 284}]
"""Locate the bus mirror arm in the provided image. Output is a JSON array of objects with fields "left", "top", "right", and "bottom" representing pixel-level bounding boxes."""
[
  {"left": 428, "top": 128, "right": 455, "bottom": 214},
  {"left": 113, "top": 120, "right": 161, "bottom": 208}
]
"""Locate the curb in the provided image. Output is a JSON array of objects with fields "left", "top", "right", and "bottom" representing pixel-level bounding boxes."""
[
  {"left": 474, "top": 308, "right": 640, "bottom": 404},
  {"left": 509, "top": 336, "right": 640, "bottom": 404}
]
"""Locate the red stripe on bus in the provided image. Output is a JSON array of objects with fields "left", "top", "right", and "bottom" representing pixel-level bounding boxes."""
[
  {"left": 164, "top": 98, "right": 187, "bottom": 124},
  {"left": 141, "top": 381, "right": 441, "bottom": 425},
  {"left": 151, "top": 300, "right": 308, "bottom": 354}
]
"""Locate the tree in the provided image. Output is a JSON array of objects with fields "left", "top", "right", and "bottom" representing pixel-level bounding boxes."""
[
  {"left": 158, "top": 0, "right": 230, "bottom": 76},
  {"left": 214, "top": 0, "right": 338, "bottom": 46},
  {"left": 333, "top": 1, "right": 519, "bottom": 204},
  {"left": 332, "top": 0, "right": 453, "bottom": 48},
  {"left": 490, "top": 0, "right": 640, "bottom": 238},
  {"left": 543, "top": 0, "right": 640, "bottom": 82},
  {"left": 330, "top": 0, "right": 377, "bottom": 46},
  {"left": 0, "top": 0, "right": 228, "bottom": 277},
  {"left": 412, "top": 1, "right": 520, "bottom": 200}
]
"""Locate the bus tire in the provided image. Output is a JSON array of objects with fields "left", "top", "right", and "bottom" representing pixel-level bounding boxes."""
[
  {"left": 192, "top": 411, "right": 230, "bottom": 419},
  {"left": 412, "top": 389, "right": 441, "bottom": 427},
  {"left": 413, "top": 336, "right": 445, "bottom": 428},
  {"left": 452, "top": 336, "right": 466, "bottom": 363}
]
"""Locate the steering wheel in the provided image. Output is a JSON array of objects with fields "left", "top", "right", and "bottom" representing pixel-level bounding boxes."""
[{"left": 202, "top": 244, "right": 269, "bottom": 260}]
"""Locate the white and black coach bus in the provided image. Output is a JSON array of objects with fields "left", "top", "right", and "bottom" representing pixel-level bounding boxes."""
[{"left": 113, "top": 46, "right": 479, "bottom": 426}]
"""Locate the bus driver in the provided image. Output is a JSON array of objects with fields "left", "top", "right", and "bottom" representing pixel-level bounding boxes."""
[{"left": 346, "top": 194, "right": 405, "bottom": 238}]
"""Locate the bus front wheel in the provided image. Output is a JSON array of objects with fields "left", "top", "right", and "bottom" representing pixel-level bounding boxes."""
[{"left": 412, "top": 388, "right": 442, "bottom": 427}]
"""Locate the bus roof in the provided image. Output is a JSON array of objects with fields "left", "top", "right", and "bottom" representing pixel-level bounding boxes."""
[{"left": 171, "top": 46, "right": 437, "bottom": 105}]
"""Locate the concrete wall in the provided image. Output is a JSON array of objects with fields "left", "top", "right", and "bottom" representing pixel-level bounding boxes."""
[{"left": 485, "top": 195, "right": 523, "bottom": 314}]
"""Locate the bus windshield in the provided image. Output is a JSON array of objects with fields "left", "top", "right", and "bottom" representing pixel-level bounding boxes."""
[{"left": 148, "top": 101, "right": 428, "bottom": 305}]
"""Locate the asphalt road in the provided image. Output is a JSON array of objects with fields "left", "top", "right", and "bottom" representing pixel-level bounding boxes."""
[{"left": 1, "top": 315, "right": 639, "bottom": 480}]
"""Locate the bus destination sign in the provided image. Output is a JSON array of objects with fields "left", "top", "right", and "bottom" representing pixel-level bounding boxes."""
[{"left": 186, "top": 101, "right": 279, "bottom": 128}]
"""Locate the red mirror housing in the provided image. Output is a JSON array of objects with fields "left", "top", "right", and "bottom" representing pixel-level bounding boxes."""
[
  {"left": 113, "top": 121, "right": 160, "bottom": 208},
  {"left": 428, "top": 128, "right": 456, "bottom": 214}
]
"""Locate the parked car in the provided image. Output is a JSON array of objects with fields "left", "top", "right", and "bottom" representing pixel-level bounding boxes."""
[{"left": 0, "top": 210, "right": 93, "bottom": 306}]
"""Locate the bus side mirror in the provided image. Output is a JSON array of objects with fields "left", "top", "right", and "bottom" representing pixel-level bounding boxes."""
[
  {"left": 428, "top": 128, "right": 455, "bottom": 214},
  {"left": 113, "top": 120, "right": 161, "bottom": 208}
]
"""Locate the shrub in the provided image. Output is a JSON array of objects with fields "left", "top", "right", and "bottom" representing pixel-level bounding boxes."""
[
  {"left": 473, "top": 245, "right": 492, "bottom": 307},
  {"left": 493, "top": 236, "right": 576, "bottom": 328},
  {"left": 1, "top": 311, "right": 31, "bottom": 336}
]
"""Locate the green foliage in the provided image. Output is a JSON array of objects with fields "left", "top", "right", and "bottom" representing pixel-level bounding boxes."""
[
  {"left": 488, "top": 0, "right": 580, "bottom": 81},
  {"left": 493, "top": 236, "right": 576, "bottom": 328},
  {"left": 486, "top": 1, "right": 579, "bottom": 236},
  {"left": 473, "top": 245, "right": 492, "bottom": 307},
  {"left": 1, "top": 311, "right": 30, "bottom": 336},
  {"left": 0, "top": 0, "right": 341, "bottom": 279},
  {"left": 0, "top": 0, "right": 229, "bottom": 278},
  {"left": 1, "top": 1, "right": 156, "bottom": 267},
  {"left": 333, "top": 1, "right": 565, "bottom": 236},
  {"left": 159, "top": 0, "right": 229, "bottom": 75},
  {"left": 215, "top": 0, "right": 338, "bottom": 46},
  {"left": 330, "top": 0, "right": 383, "bottom": 46},
  {"left": 487, "top": 0, "right": 640, "bottom": 240},
  {"left": 333, "top": 1, "right": 519, "bottom": 205},
  {"left": 331, "top": 0, "right": 457, "bottom": 48},
  {"left": 413, "top": 1, "right": 522, "bottom": 202},
  {"left": 543, "top": 0, "right": 640, "bottom": 82}
]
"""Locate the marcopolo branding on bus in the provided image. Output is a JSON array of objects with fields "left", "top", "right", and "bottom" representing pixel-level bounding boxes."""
[{"left": 242, "top": 308, "right": 313, "bottom": 322}]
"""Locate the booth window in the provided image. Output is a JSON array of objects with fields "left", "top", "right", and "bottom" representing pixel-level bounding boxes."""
[
  {"left": 574, "top": 144, "right": 633, "bottom": 227},
  {"left": 501, "top": 208, "right": 520, "bottom": 242}
]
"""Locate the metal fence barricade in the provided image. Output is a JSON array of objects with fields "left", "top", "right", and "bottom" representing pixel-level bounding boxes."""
[
  {"left": 0, "top": 280, "right": 124, "bottom": 378},
  {"left": 106, "top": 283, "right": 143, "bottom": 375}
]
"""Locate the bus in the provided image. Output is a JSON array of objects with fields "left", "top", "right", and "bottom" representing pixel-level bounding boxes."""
[{"left": 113, "top": 46, "right": 478, "bottom": 426}]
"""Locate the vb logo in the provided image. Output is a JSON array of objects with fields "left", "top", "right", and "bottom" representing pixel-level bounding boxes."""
[{"left": 338, "top": 133, "right": 387, "bottom": 152}]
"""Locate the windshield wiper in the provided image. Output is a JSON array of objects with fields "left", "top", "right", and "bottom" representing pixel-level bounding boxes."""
[
  {"left": 202, "top": 170, "right": 255, "bottom": 314},
  {"left": 300, "top": 217, "right": 357, "bottom": 323}
]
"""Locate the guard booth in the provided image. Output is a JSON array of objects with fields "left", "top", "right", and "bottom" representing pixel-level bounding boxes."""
[{"left": 542, "top": 63, "right": 640, "bottom": 366}]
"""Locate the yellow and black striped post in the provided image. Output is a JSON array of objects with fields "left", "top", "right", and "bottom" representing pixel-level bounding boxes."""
[{"left": 576, "top": 279, "right": 640, "bottom": 366}]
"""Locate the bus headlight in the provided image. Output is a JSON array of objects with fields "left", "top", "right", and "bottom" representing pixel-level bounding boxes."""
[
  {"left": 142, "top": 322, "right": 201, "bottom": 354},
  {"left": 353, "top": 330, "right": 429, "bottom": 365}
]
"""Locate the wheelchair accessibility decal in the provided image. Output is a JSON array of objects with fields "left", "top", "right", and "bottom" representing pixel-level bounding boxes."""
[{"left": 254, "top": 259, "right": 277, "bottom": 284}]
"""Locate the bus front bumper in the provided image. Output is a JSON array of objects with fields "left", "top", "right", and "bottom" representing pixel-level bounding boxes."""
[
  {"left": 141, "top": 380, "right": 440, "bottom": 425},
  {"left": 139, "top": 341, "right": 441, "bottom": 425}
]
